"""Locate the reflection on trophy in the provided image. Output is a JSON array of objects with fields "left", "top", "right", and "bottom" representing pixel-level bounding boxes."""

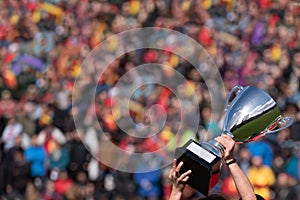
[{"left": 175, "top": 85, "right": 294, "bottom": 195}]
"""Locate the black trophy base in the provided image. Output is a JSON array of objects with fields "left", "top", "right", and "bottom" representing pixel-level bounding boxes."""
[{"left": 175, "top": 139, "right": 221, "bottom": 195}]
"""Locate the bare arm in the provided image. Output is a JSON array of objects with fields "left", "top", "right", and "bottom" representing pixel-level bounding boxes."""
[
  {"left": 227, "top": 160, "right": 256, "bottom": 200},
  {"left": 215, "top": 135, "right": 256, "bottom": 200}
]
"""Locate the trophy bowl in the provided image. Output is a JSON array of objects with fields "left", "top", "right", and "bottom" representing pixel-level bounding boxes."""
[{"left": 223, "top": 85, "right": 293, "bottom": 142}]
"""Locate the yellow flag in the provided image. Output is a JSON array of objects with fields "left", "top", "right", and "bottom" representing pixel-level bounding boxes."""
[
  {"left": 203, "top": 0, "right": 212, "bottom": 10},
  {"left": 31, "top": 10, "right": 41, "bottom": 23},
  {"left": 182, "top": 0, "right": 191, "bottom": 11},
  {"left": 40, "top": 2, "right": 63, "bottom": 16},
  {"left": 130, "top": 0, "right": 140, "bottom": 15},
  {"left": 271, "top": 44, "right": 281, "bottom": 62}
]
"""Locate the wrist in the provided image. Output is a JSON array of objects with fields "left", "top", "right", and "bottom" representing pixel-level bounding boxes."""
[
  {"left": 224, "top": 155, "right": 235, "bottom": 162},
  {"left": 225, "top": 158, "right": 236, "bottom": 166},
  {"left": 170, "top": 189, "right": 183, "bottom": 199}
]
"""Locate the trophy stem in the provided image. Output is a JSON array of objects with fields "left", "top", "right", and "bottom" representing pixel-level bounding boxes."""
[
  {"left": 200, "top": 139, "right": 225, "bottom": 158},
  {"left": 210, "top": 139, "right": 225, "bottom": 157}
]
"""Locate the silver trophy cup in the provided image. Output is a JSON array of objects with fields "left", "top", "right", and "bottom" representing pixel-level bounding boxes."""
[{"left": 175, "top": 85, "right": 293, "bottom": 195}]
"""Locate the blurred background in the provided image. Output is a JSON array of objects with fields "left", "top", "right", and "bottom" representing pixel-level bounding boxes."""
[{"left": 0, "top": 0, "right": 300, "bottom": 199}]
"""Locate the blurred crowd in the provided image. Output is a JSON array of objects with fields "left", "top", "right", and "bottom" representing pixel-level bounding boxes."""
[{"left": 0, "top": 0, "right": 300, "bottom": 199}]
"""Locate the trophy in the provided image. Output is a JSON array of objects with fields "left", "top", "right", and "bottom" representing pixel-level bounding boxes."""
[{"left": 175, "top": 85, "right": 293, "bottom": 195}]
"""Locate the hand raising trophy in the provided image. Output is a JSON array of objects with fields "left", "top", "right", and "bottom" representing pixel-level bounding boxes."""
[{"left": 175, "top": 85, "right": 293, "bottom": 195}]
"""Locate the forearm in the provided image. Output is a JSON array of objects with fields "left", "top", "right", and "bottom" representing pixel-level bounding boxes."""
[
  {"left": 215, "top": 135, "right": 256, "bottom": 200},
  {"left": 169, "top": 185, "right": 195, "bottom": 200},
  {"left": 227, "top": 161, "right": 256, "bottom": 200}
]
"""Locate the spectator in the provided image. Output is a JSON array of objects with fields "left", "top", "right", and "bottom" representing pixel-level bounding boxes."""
[
  {"left": 284, "top": 103, "right": 300, "bottom": 141},
  {"left": 54, "top": 170, "right": 73, "bottom": 197},
  {"left": 248, "top": 156, "right": 275, "bottom": 200},
  {"left": 1, "top": 116, "right": 23, "bottom": 151},
  {"left": 49, "top": 139, "right": 70, "bottom": 176},
  {"left": 284, "top": 153, "right": 300, "bottom": 181},
  {"left": 246, "top": 139, "right": 274, "bottom": 167},
  {"left": 199, "top": 106, "right": 221, "bottom": 139},
  {"left": 6, "top": 147, "right": 31, "bottom": 198},
  {"left": 25, "top": 134, "right": 47, "bottom": 191},
  {"left": 16, "top": 101, "right": 37, "bottom": 137},
  {"left": 96, "top": 167, "right": 118, "bottom": 199},
  {"left": 237, "top": 147, "right": 251, "bottom": 174},
  {"left": 43, "top": 180, "right": 63, "bottom": 200},
  {"left": 0, "top": 159, "right": 5, "bottom": 196},
  {"left": 84, "top": 182, "right": 97, "bottom": 200},
  {"left": 3, "top": 134, "right": 23, "bottom": 163},
  {"left": 37, "top": 123, "right": 66, "bottom": 155},
  {"left": 25, "top": 181, "right": 42, "bottom": 200},
  {"left": 133, "top": 154, "right": 164, "bottom": 200},
  {"left": 0, "top": 90, "right": 17, "bottom": 120},
  {"left": 134, "top": 169, "right": 163, "bottom": 200},
  {"left": 66, "top": 132, "right": 91, "bottom": 182},
  {"left": 273, "top": 172, "right": 300, "bottom": 200}
]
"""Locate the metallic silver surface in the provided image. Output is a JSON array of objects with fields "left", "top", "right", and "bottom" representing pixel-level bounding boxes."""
[{"left": 222, "top": 85, "right": 293, "bottom": 142}]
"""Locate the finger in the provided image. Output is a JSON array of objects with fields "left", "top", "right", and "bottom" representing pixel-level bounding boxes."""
[
  {"left": 178, "top": 173, "right": 190, "bottom": 183},
  {"left": 216, "top": 136, "right": 231, "bottom": 146},
  {"left": 215, "top": 137, "right": 224, "bottom": 146},
  {"left": 180, "top": 170, "right": 192, "bottom": 179},
  {"left": 169, "top": 160, "right": 176, "bottom": 179},
  {"left": 173, "top": 159, "right": 177, "bottom": 169},
  {"left": 176, "top": 170, "right": 191, "bottom": 183},
  {"left": 170, "top": 171, "right": 178, "bottom": 182},
  {"left": 224, "top": 134, "right": 233, "bottom": 140},
  {"left": 175, "top": 161, "right": 184, "bottom": 174},
  {"left": 221, "top": 134, "right": 232, "bottom": 139},
  {"left": 182, "top": 176, "right": 189, "bottom": 182},
  {"left": 168, "top": 169, "right": 174, "bottom": 180},
  {"left": 222, "top": 137, "right": 234, "bottom": 147},
  {"left": 172, "top": 168, "right": 178, "bottom": 179},
  {"left": 222, "top": 138, "right": 235, "bottom": 149},
  {"left": 215, "top": 138, "right": 230, "bottom": 152},
  {"left": 221, "top": 134, "right": 235, "bottom": 144},
  {"left": 173, "top": 161, "right": 184, "bottom": 179},
  {"left": 176, "top": 161, "right": 184, "bottom": 170}
]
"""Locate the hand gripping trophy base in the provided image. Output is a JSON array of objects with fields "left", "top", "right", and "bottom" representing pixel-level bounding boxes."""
[{"left": 175, "top": 138, "right": 225, "bottom": 195}]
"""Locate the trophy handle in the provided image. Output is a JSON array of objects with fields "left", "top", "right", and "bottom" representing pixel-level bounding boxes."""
[
  {"left": 265, "top": 116, "right": 294, "bottom": 135},
  {"left": 246, "top": 116, "right": 294, "bottom": 142},
  {"left": 225, "top": 85, "right": 244, "bottom": 110}
]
